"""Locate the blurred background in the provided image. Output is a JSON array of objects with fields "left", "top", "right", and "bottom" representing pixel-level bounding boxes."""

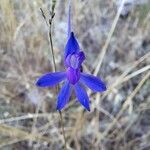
[{"left": 0, "top": 0, "right": 150, "bottom": 149}]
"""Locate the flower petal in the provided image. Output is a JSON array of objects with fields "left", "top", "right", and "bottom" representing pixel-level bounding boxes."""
[
  {"left": 77, "top": 51, "right": 85, "bottom": 67},
  {"left": 74, "top": 83, "right": 90, "bottom": 111},
  {"left": 80, "top": 73, "right": 106, "bottom": 92},
  {"left": 56, "top": 81, "right": 71, "bottom": 110},
  {"left": 36, "top": 72, "right": 66, "bottom": 87},
  {"left": 64, "top": 32, "right": 80, "bottom": 58}
]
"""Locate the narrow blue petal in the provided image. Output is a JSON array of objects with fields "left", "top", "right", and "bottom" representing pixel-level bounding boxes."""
[
  {"left": 80, "top": 73, "right": 107, "bottom": 92},
  {"left": 56, "top": 81, "right": 71, "bottom": 110},
  {"left": 64, "top": 32, "right": 80, "bottom": 58},
  {"left": 36, "top": 72, "right": 66, "bottom": 87},
  {"left": 74, "top": 83, "right": 90, "bottom": 111}
]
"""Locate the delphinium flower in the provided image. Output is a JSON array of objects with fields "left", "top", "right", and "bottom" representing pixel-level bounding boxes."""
[{"left": 36, "top": 0, "right": 106, "bottom": 111}]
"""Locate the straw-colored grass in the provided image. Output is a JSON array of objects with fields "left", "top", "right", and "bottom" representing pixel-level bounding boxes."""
[{"left": 0, "top": 0, "right": 150, "bottom": 149}]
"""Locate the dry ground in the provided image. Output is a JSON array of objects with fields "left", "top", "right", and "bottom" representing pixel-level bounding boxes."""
[{"left": 0, "top": 0, "right": 150, "bottom": 150}]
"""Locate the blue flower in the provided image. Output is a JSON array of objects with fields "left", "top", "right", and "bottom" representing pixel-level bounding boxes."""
[
  {"left": 36, "top": 0, "right": 106, "bottom": 111},
  {"left": 36, "top": 32, "right": 106, "bottom": 111}
]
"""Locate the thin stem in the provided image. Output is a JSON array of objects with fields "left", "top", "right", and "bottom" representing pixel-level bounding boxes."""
[
  {"left": 49, "top": 22, "right": 56, "bottom": 72},
  {"left": 67, "top": 0, "right": 71, "bottom": 38},
  {"left": 93, "top": 0, "right": 126, "bottom": 76},
  {"left": 40, "top": 8, "right": 56, "bottom": 72},
  {"left": 40, "top": 6, "right": 67, "bottom": 149},
  {"left": 59, "top": 111, "right": 67, "bottom": 150}
]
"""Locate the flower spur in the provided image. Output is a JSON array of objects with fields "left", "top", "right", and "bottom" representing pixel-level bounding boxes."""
[{"left": 36, "top": 32, "right": 106, "bottom": 111}]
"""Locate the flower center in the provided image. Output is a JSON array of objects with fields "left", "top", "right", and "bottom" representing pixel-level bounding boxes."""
[
  {"left": 65, "top": 51, "right": 85, "bottom": 69},
  {"left": 65, "top": 51, "right": 85, "bottom": 84},
  {"left": 66, "top": 67, "right": 80, "bottom": 84}
]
